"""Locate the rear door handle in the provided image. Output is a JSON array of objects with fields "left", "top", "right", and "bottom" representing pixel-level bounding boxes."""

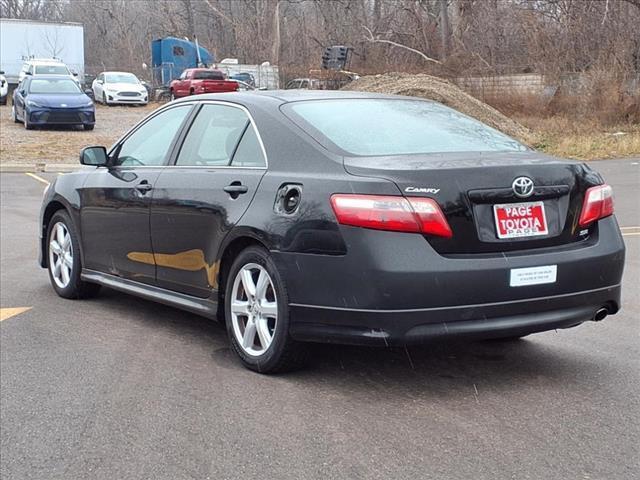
[
  {"left": 223, "top": 184, "right": 248, "bottom": 195},
  {"left": 135, "top": 182, "right": 153, "bottom": 194}
]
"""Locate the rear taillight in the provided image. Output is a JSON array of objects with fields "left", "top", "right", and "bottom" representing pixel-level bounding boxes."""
[
  {"left": 578, "top": 184, "right": 614, "bottom": 227},
  {"left": 330, "top": 194, "right": 453, "bottom": 238}
]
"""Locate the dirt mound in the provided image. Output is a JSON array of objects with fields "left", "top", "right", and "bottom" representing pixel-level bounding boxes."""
[{"left": 343, "top": 72, "right": 536, "bottom": 145}]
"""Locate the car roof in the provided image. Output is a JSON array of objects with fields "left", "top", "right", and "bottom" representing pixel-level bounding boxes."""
[{"left": 174, "top": 89, "right": 416, "bottom": 107}]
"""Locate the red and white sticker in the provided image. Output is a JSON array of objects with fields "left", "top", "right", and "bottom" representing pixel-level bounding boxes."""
[{"left": 493, "top": 201, "right": 548, "bottom": 239}]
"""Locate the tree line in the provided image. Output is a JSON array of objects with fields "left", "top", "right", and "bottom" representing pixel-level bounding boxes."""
[{"left": 1, "top": 0, "right": 639, "bottom": 82}]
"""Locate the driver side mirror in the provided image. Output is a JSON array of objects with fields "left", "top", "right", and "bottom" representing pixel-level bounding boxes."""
[{"left": 80, "top": 146, "right": 109, "bottom": 166}]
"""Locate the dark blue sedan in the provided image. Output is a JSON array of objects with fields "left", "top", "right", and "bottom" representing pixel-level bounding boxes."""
[{"left": 12, "top": 76, "right": 95, "bottom": 130}]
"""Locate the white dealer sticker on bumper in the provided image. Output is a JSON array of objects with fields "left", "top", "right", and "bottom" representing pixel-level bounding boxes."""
[{"left": 510, "top": 265, "right": 557, "bottom": 287}]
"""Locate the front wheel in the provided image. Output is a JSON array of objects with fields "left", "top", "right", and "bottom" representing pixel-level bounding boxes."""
[
  {"left": 47, "top": 210, "right": 101, "bottom": 299},
  {"left": 24, "top": 113, "right": 33, "bottom": 130},
  {"left": 83, "top": 124, "right": 95, "bottom": 131},
  {"left": 225, "top": 246, "right": 307, "bottom": 373},
  {"left": 170, "top": 91, "right": 176, "bottom": 101},
  {"left": 11, "top": 106, "right": 19, "bottom": 123}
]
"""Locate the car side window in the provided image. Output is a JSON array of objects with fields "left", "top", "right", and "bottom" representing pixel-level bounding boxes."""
[
  {"left": 175, "top": 104, "right": 251, "bottom": 167},
  {"left": 113, "top": 105, "right": 192, "bottom": 167},
  {"left": 231, "top": 125, "right": 266, "bottom": 168}
]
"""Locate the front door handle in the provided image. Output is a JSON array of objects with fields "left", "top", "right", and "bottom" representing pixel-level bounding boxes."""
[
  {"left": 135, "top": 181, "right": 153, "bottom": 194},
  {"left": 223, "top": 183, "right": 249, "bottom": 196}
]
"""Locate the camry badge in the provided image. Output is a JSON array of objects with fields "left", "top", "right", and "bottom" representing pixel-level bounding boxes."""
[{"left": 512, "top": 176, "right": 534, "bottom": 198}]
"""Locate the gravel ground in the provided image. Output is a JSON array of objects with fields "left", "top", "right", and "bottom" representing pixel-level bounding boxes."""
[{"left": 0, "top": 102, "right": 157, "bottom": 165}]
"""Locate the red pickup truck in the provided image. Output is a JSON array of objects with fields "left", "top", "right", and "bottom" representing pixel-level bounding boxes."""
[{"left": 169, "top": 68, "right": 238, "bottom": 99}]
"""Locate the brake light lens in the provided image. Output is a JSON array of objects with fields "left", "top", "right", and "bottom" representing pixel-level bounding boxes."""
[
  {"left": 330, "top": 194, "right": 453, "bottom": 238},
  {"left": 578, "top": 184, "right": 614, "bottom": 227}
]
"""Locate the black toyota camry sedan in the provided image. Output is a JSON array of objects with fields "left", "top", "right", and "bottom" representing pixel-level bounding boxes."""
[{"left": 38, "top": 91, "right": 625, "bottom": 372}]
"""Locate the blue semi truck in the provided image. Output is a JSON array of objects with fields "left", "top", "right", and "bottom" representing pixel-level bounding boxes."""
[{"left": 151, "top": 37, "right": 214, "bottom": 87}]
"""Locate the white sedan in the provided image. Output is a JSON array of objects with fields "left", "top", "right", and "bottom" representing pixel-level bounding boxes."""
[{"left": 92, "top": 71, "right": 148, "bottom": 105}]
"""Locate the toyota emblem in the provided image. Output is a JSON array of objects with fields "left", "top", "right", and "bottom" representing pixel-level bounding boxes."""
[{"left": 512, "top": 176, "right": 534, "bottom": 198}]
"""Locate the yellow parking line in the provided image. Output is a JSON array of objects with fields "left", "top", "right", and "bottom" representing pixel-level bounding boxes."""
[
  {"left": 0, "top": 307, "right": 32, "bottom": 322},
  {"left": 622, "top": 232, "right": 640, "bottom": 237},
  {"left": 25, "top": 172, "right": 50, "bottom": 185},
  {"left": 620, "top": 226, "right": 640, "bottom": 231}
]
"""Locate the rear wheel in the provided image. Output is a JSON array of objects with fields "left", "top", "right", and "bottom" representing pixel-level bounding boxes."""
[
  {"left": 47, "top": 211, "right": 101, "bottom": 299},
  {"left": 84, "top": 124, "right": 95, "bottom": 131},
  {"left": 225, "top": 246, "right": 307, "bottom": 373}
]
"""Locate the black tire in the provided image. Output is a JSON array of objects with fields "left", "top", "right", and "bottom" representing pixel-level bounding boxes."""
[
  {"left": 46, "top": 210, "right": 101, "bottom": 299},
  {"left": 102, "top": 93, "right": 107, "bottom": 105},
  {"left": 170, "top": 91, "right": 175, "bottom": 101},
  {"left": 12, "top": 106, "right": 19, "bottom": 123},
  {"left": 24, "top": 113, "right": 33, "bottom": 130},
  {"left": 225, "top": 246, "right": 308, "bottom": 373},
  {"left": 84, "top": 124, "right": 95, "bottom": 131}
]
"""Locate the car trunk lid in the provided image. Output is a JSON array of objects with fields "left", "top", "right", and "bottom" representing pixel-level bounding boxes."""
[{"left": 343, "top": 151, "right": 604, "bottom": 254}]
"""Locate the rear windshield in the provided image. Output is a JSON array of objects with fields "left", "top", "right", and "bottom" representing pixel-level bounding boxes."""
[
  {"left": 29, "top": 78, "right": 81, "bottom": 94},
  {"left": 283, "top": 99, "right": 527, "bottom": 156},
  {"left": 35, "top": 65, "right": 69, "bottom": 75},
  {"left": 193, "top": 71, "right": 224, "bottom": 80}
]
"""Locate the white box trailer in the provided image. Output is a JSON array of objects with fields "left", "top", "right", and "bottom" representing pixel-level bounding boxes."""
[
  {"left": 0, "top": 18, "right": 85, "bottom": 85},
  {"left": 215, "top": 60, "right": 280, "bottom": 90}
]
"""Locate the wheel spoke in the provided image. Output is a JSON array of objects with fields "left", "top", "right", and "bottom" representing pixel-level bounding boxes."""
[
  {"left": 50, "top": 240, "right": 62, "bottom": 255},
  {"left": 255, "top": 269, "right": 269, "bottom": 300},
  {"left": 61, "top": 263, "right": 70, "bottom": 285},
  {"left": 241, "top": 268, "right": 256, "bottom": 297},
  {"left": 242, "top": 316, "right": 257, "bottom": 349},
  {"left": 56, "top": 224, "right": 66, "bottom": 245},
  {"left": 231, "top": 300, "right": 249, "bottom": 316},
  {"left": 53, "top": 259, "right": 62, "bottom": 278},
  {"left": 62, "top": 233, "right": 71, "bottom": 250},
  {"left": 260, "top": 300, "right": 278, "bottom": 318},
  {"left": 255, "top": 316, "right": 272, "bottom": 348},
  {"left": 63, "top": 253, "right": 73, "bottom": 269}
]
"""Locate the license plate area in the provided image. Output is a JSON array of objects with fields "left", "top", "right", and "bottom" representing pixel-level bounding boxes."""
[{"left": 493, "top": 201, "right": 548, "bottom": 239}]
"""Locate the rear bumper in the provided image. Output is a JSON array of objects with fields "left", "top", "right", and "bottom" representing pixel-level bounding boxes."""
[
  {"left": 274, "top": 216, "right": 625, "bottom": 345},
  {"left": 288, "top": 285, "right": 620, "bottom": 345}
]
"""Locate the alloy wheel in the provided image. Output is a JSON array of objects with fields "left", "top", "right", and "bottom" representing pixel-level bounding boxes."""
[
  {"left": 230, "top": 263, "right": 278, "bottom": 356},
  {"left": 49, "top": 222, "right": 73, "bottom": 288}
]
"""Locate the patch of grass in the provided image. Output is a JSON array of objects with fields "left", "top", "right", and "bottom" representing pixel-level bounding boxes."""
[{"left": 515, "top": 115, "right": 640, "bottom": 160}]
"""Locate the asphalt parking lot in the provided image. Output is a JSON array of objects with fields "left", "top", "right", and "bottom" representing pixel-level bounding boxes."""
[{"left": 1, "top": 159, "right": 638, "bottom": 480}]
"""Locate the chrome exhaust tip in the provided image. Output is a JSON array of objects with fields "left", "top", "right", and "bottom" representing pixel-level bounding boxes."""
[{"left": 593, "top": 307, "right": 609, "bottom": 322}]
